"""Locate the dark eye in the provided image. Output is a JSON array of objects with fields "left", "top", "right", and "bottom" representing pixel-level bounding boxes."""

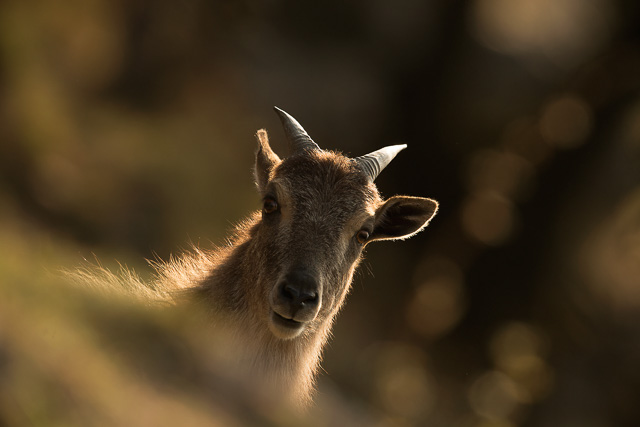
[
  {"left": 263, "top": 197, "right": 279, "bottom": 214},
  {"left": 356, "top": 230, "right": 370, "bottom": 244}
]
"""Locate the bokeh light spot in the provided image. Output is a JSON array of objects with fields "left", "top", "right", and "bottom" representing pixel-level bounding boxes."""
[
  {"left": 470, "top": 0, "right": 614, "bottom": 68},
  {"left": 467, "top": 150, "right": 534, "bottom": 199},
  {"left": 489, "top": 322, "right": 554, "bottom": 402},
  {"left": 368, "top": 343, "right": 435, "bottom": 419},
  {"left": 406, "top": 258, "right": 466, "bottom": 339},
  {"left": 468, "top": 371, "right": 522, "bottom": 421},
  {"left": 539, "top": 95, "right": 592, "bottom": 149},
  {"left": 582, "top": 189, "right": 640, "bottom": 313},
  {"left": 462, "top": 192, "right": 516, "bottom": 246}
]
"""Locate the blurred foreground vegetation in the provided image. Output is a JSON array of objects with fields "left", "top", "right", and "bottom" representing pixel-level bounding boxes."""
[{"left": 1, "top": 0, "right": 640, "bottom": 425}]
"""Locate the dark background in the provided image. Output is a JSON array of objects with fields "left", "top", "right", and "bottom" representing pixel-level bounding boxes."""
[{"left": 1, "top": 0, "right": 639, "bottom": 425}]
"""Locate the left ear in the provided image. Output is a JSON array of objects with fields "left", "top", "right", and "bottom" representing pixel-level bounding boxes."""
[
  {"left": 370, "top": 196, "right": 438, "bottom": 242},
  {"left": 254, "top": 129, "right": 281, "bottom": 193}
]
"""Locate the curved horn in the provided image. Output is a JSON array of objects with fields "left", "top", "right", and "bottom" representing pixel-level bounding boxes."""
[
  {"left": 273, "top": 106, "right": 321, "bottom": 154},
  {"left": 355, "top": 144, "right": 407, "bottom": 181}
]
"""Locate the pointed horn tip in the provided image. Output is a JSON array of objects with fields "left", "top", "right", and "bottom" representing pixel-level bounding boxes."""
[
  {"left": 273, "top": 106, "right": 295, "bottom": 122},
  {"left": 383, "top": 144, "right": 408, "bottom": 159},
  {"left": 272, "top": 106, "right": 300, "bottom": 127},
  {"left": 354, "top": 144, "right": 408, "bottom": 181},
  {"left": 271, "top": 106, "right": 321, "bottom": 153}
]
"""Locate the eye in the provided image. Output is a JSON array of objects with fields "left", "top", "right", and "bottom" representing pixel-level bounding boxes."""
[
  {"left": 263, "top": 197, "right": 279, "bottom": 214},
  {"left": 356, "top": 229, "right": 370, "bottom": 244}
]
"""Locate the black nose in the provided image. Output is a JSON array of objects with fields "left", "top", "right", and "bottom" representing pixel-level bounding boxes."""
[
  {"left": 277, "top": 269, "right": 320, "bottom": 314},
  {"left": 281, "top": 283, "right": 318, "bottom": 308}
]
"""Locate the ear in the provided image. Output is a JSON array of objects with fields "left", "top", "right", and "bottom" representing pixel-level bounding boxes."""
[
  {"left": 371, "top": 196, "right": 438, "bottom": 242},
  {"left": 254, "top": 129, "right": 281, "bottom": 192}
]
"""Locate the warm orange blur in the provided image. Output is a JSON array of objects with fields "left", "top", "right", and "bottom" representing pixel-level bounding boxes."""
[{"left": 1, "top": 0, "right": 639, "bottom": 425}]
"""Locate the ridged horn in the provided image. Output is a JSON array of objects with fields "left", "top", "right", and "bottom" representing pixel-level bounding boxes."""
[
  {"left": 273, "top": 106, "right": 321, "bottom": 154},
  {"left": 355, "top": 144, "right": 407, "bottom": 181}
]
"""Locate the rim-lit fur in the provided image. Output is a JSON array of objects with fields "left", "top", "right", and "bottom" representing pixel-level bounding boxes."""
[
  {"left": 74, "top": 121, "right": 438, "bottom": 408},
  {"left": 184, "top": 147, "right": 381, "bottom": 405}
]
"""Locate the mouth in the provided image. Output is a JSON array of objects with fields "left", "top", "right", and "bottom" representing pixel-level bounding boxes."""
[{"left": 269, "top": 311, "right": 305, "bottom": 339}]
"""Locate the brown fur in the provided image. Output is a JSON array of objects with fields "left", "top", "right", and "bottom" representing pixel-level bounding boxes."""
[
  {"left": 75, "top": 127, "right": 438, "bottom": 407},
  {"left": 178, "top": 148, "right": 379, "bottom": 405}
]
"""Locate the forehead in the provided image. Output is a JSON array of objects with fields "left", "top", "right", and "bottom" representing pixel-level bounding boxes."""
[{"left": 271, "top": 151, "right": 380, "bottom": 213}]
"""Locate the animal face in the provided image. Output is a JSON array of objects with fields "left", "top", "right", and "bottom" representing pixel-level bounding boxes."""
[
  {"left": 253, "top": 109, "right": 438, "bottom": 340},
  {"left": 258, "top": 152, "right": 379, "bottom": 339}
]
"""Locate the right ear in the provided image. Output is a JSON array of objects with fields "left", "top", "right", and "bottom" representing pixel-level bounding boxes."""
[
  {"left": 254, "top": 129, "right": 281, "bottom": 192},
  {"left": 370, "top": 196, "right": 438, "bottom": 242}
]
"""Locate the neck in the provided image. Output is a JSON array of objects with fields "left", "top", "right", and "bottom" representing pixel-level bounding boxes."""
[{"left": 188, "top": 214, "right": 335, "bottom": 406}]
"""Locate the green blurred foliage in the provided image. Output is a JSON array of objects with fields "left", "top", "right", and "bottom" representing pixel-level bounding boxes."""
[{"left": 1, "top": 0, "right": 640, "bottom": 425}]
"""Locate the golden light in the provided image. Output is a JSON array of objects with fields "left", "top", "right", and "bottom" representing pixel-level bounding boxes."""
[
  {"left": 489, "top": 322, "right": 554, "bottom": 402},
  {"left": 582, "top": 189, "right": 640, "bottom": 313},
  {"left": 539, "top": 95, "right": 592, "bottom": 149},
  {"left": 406, "top": 258, "right": 466, "bottom": 339},
  {"left": 468, "top": 371, "right": 523, "bottom": 422},
  {"left": 462, "top": 192, "right": 516, "bottom": 246},
  {"left": 466, "top": 149, "right": 534, "bottom": 199},
  {"left": 470, "top": 0, "right": 615, "bottom": 68},
  {"left": 370, "top": 343, "right": 435, "bottom": 419}
]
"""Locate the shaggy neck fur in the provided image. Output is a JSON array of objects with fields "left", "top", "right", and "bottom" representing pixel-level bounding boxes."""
[{"left": 182, "top": 213, "right": 351, "bottom": 406}]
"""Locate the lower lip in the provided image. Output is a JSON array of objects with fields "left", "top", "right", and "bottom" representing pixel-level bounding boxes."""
[{"left": 271, "top": 312, "right": 303, "bottom": 329}]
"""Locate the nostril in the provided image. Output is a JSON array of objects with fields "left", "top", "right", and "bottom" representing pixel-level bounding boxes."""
[
  {"left": 299, "top": 290, "right": 318, "bottom": 304},
  {"left": 282, "top": 283, "right": 299, "bottom": 301}
]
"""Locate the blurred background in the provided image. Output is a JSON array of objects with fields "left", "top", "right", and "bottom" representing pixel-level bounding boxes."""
[{"left": 1, "top": 0, "right": 639, "bottom": 425}]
